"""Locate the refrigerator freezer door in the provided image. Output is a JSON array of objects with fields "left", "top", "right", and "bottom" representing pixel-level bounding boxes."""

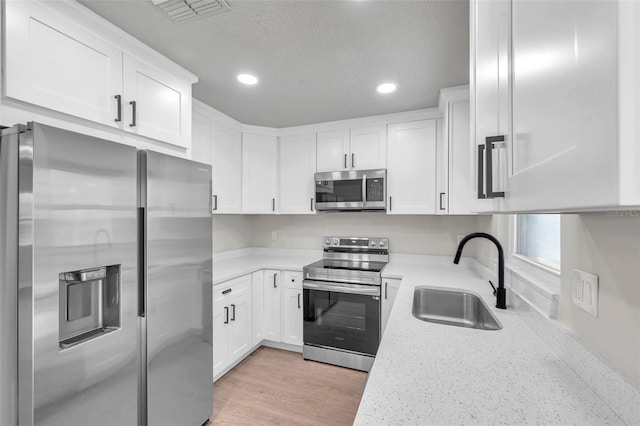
[
  {"left": 19, "top": 123, "right": 139, "bottom": 425},
  {"left": 140, "top": 151, "right": 213, "bottom": 425}
]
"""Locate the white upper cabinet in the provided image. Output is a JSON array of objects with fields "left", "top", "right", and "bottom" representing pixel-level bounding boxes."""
[
  {"left": 316, "top": 126, "right": 386, "bottom": 172},
  {"left": 242, "top": 133, "right": 278, "bottom": 213},
  {"left": 316, "top": 130, "right": 350, "bottom": 172},
  {"left": 5, "top": 1, "right": 123, "bottom": 126},
  {"left": 5, "top": 1, "right": 196, "bottom": 148},
  {"left": 471, "top": 0, "right": 640, "bottom": 211},
  {"left": 212, "top": 123, "right": 243, "bottom": 213},
  {"left": 123, "top": 54, "right": 192, "bottom": 148},
  {"left": 440, "top": 86, "right": 491, "bottom": 215},
  {"left": 470, "top": 0, "right": 509, "bottom": 212},
  {"left": 349, "top": 125, "right": 387, "bottom": 170},
  {"left": 191, "top": 109, "right": 212, "bottom": 165},
  {"left": 387, "top": 120, "right": 438, "bottom": 214},
  {"left": 279, "top": 134, "right": 317, "bottom": 214}
]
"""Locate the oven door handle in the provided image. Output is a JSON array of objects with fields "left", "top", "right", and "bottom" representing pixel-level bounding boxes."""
[{"left": 303, "top": 280, "right": 380, "bottom": 296}]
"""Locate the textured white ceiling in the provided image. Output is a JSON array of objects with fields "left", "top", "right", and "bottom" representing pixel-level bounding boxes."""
[{"left": 79, "top": 0, "right": 470, "bottom": 128}]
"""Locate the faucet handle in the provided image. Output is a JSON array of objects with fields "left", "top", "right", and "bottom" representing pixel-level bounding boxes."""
[{"left": 488, "top": 280, "right": 497, "bottom": 296}]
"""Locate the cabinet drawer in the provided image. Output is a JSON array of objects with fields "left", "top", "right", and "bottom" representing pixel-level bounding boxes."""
[
  {"left": 214, "top": 274, "right": 251, "bottom": 307},
  {"left": 283, "top": 271, "right": 303, "bottom": 290}
]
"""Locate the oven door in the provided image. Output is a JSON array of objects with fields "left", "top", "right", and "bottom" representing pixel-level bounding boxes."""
[{"left": 303, "top": 280, "right": 381, "bottom": 356}]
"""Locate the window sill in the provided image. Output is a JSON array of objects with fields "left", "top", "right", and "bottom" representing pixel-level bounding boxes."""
[{"left": 506, "top": 256, "right": 561, "bottom": 318}]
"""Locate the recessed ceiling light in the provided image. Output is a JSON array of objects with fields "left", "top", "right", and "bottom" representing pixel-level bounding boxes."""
[
  {"left": 376, "top": 82, "right": 397, "bottom": 94},
  {"left": 237, "top": 73, "right": 258, "bottom": 85}
]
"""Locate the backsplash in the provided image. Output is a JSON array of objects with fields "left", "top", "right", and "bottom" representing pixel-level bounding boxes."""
[{"left": 248, "top": 213, "right": 483, "bottom": 256}]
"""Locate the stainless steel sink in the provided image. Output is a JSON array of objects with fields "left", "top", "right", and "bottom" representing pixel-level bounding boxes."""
[{"left": 412, "top": 286, "right": 502, "bottom": 331}]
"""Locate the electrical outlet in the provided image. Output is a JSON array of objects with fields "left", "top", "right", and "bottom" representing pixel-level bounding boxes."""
[
  {"left": 271, "top": 231, "right": 277, "bottom": 241},
  {"left": 572, "top": 270, "right": 599, "bottom": 316}
]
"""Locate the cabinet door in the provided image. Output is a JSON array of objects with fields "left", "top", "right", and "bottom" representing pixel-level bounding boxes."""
[
  {"left": 282, "top": 289, "right": 303, "bottom": 346},
  {"left": 5, "top": 1, "right": 123, "bottom": 126},
  {"left": 242, "top": 133, "right": 278, "bottom": 213},
  {"left": 435, "top": 119, "right": 448, "bottom": 215},
  {"left": 447, "top": 99, "right": 490, "bottom": 215},
  {"left": 212, "top": 123, "right": 242, "bottom": 213},
  {"left": 316, "top": 130, "right": 349, "bottom": 172},
  {"left": 279, "top": 134, "right": 317, "bottom": 214},
  {"left": 387, "top": 120, "right": 438, "bottom": 214},
  {"left": 123, "top": 53, "right": 191, "bottom": 148},
  {"left": 263, "top": 270, "right": 282, "bottom": 342},
  {"left": 349, "top": 125, "right": 387, "bottom": 170},
  {"left": 251, "top": 271, "right": 264, "bottom": 346},
  {"left": 381, "top": 279, "right": 401, "bottom": 336},
  {"left": 471, "top": 0, "right": 509, "bottom": 212},
  {"left": 212, "top": 300, "right": 229, "bottom": 378},
  {"left": 191, "top": 110, "right": 212, "bottom": 165},
  {"left": 507, "top": 0, "right": 619, "bottom": 211},
  {"left": 228, "top": 291, "right": 252, "bottom": 360}
]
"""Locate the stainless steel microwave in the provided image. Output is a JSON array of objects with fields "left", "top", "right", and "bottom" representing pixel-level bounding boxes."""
[{"left": 314, "top": 169, "right": 386, "bottom": 212}]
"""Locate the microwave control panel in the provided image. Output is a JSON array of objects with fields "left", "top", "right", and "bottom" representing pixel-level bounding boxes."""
[{"left": 366, "top": 178, "right": 384, "bottom": 202}]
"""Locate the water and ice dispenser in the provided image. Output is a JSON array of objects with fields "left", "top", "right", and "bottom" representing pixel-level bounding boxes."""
[{"left": 58, "top": 265, "right": 121, "bottom": 350}]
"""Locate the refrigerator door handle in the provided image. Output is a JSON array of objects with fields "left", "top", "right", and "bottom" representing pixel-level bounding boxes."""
[{"left": 137, "top": 207, "right": 146, "bottom": 317}]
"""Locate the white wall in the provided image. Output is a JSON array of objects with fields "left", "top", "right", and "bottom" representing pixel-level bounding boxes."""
[
  {"left": 559, "top": 213, "right": 640, "bottom": 381},
  {"left": 249, "top": 214, "right": 480, "bottom": 256}
]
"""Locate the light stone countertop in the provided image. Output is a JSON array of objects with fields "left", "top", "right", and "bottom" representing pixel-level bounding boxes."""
[
  {"left": 354, "top": 262, "right": 631, "bottom": 425},
  {"left": 212, "top": 252, "right": 318, "bottom": 285}
]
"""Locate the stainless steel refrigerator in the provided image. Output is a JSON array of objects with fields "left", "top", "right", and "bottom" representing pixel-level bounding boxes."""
[{"left": 0, "top": 122, "right": 213, "bottom": 426}]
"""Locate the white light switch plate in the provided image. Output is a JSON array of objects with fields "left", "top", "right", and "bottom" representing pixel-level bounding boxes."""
[{"left": 573, "top": 270, "right": 599, "bottom": 316}]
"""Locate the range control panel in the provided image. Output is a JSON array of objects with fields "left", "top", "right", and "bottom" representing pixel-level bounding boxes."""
[{"left": 322, "top": 237, "right": 389, "bottom": 250}]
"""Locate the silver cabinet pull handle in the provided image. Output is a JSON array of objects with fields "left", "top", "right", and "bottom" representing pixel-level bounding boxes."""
[
  {"left": 385, "top": 282, "right": 388, "bottom": 299},
  {"left": 231, "top": 304, "right": 236, "bottom": 321},
  {"left": 129, "top": 100, "right": 137, "bottom": 127},
  {"left": 477, "top": 144, "right": 486, "bottom": 199},
  {"left": 389, "top": 196, "right": 392, "bottom": 212},
  {"left": 114, "top": 95, "right": 122, "bottom": 122},
  {"left": 310, "top": 197, "right": 314, "bottom": 211},
  {"left": 485, "top": 136, "right": 505, "bottom": 198},
  {"left": 344, "top": 153, "right": 348, "bottom": 169},
  {"left": 224, "top": 306, "right": 229, "bottom": 324},
  {"left": 297, "top": 293, "right": 301, "bottom": 309},
  {"left": 273, "top": 273, "right": 277, "bottom": 288},
  {"left": 212, "top": 195, "right": 218, "bottom": 211},
  {"left": 439, "top": 192, "right": 446, "bottom": 211},
  {"left": 272, "top": 198, "right": 275, "bottom": 212},
  {"left": 351, "top": 153, "right": 355, "bottom": 168},
  {"left": 222, "top": 288, "right": 231, "bottom": 295}
]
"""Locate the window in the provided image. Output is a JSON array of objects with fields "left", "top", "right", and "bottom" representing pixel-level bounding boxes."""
[{"left": 515, "top": 214, "right": 561, "bottom": 271}]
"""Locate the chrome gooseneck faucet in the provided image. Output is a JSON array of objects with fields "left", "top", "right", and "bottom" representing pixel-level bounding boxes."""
[{"left": 453, "top": 232, "right": 507, "bottom": 309}]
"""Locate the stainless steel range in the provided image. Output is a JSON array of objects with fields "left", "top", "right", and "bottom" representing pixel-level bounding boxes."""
[{"left": 302, "top": 237, "right": 389, "bottom": 372}]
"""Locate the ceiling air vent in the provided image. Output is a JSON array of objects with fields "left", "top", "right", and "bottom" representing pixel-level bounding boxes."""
[{"left": 151, "top": 0, "right": 230, "bottom": 24}]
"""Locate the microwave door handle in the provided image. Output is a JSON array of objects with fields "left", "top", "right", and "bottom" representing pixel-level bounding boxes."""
[{"left": 362, "top": 174, "right": 367, "bottom": 206}]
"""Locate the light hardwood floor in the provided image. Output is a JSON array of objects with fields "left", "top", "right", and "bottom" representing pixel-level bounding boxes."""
[{"left": 210, "top": 347, "right": 367, "bottom": 425}]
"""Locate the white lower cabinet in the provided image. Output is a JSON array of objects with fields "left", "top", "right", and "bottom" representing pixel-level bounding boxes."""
[
  {"left": 263, "top": 269, "right": 282, "bottom": 342},
  {"left": 251, "top": 271, "right": 264, "bottom": 346},
  {"left": 381, "top": 279, "right": 401, "bottom": 336},
  {"left": 212, "top": 274, "right": 252, "bottom": 378},
  {"left": 214, "top": 269, "right": 305, "bottom": 380},
  {"left": 282, "top": 271, "right": 303, "bottom": 346}
]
